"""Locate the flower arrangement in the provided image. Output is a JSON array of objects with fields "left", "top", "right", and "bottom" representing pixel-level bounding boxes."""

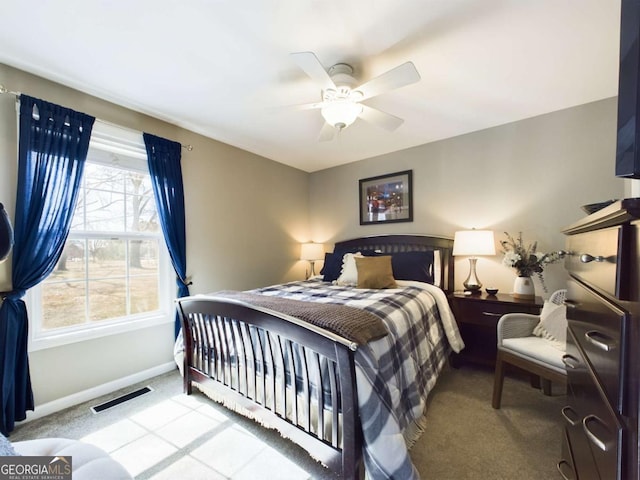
[{"left": 500, "top": 232, "right": 561, "bottom": 291}]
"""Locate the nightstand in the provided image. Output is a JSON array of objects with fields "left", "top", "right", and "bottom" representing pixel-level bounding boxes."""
[{"left": 448, "top": 292, "right": 543, "bottom": 368}]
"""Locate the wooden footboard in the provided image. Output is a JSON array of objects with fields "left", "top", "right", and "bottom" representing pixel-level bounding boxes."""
[{"left": 176, "top": 296, "right": 362, "bottom": 479}]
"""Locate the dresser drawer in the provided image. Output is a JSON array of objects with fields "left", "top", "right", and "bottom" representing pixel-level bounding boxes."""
[
  {"left": 558, "top": 427, "right": 578, "bottom": 480},
  {"left": 564, "top": 226, "right": 620, "bottom": 298},
  {"left": 564, "top": 329, "right": 622, "bottom": 480},
  {"left": 566, "top": 280, "right": 626, "bottom": 412},
  {"left": 451, "top": 296, "right": 540, "bottom": 327},
  {"left": 563, "top": 335, "right": 602, "bottom": 480}
]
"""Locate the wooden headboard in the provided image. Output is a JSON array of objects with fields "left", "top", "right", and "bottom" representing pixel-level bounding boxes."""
[{"left": 333, "top": 234, "right": 454, "bottom": 292}]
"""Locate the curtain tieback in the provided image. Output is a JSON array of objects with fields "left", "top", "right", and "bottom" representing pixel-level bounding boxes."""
[
  {"left": 1, "top": 290, "right": 26, "bottom": 301},
  {"left": 177, "top": 276, "right": 192, "bottom": 287}
]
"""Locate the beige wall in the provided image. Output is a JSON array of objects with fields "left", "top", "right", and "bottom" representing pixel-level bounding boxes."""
[
  {"left": 309, "top": 98, "right": 626, "bottom": 297},
  {"left": 0, "top": 64, "right": 310, "bottom": 406}
]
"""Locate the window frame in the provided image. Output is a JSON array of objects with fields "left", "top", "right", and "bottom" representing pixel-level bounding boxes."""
[{"left": 27, "top": 122, "right": 175, "bottom": 352}]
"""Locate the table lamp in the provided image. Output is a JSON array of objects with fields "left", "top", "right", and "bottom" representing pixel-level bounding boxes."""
[
  {"left": 452, "top": 229, "right": 496, "bottom": 293},
  {"left": 300, "top": 242, "right": 325, "bottom": 278}
]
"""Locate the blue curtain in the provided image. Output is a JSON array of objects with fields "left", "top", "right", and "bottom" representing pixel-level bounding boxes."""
[
  {"left": 143, "top": 133, "right": 190, "bottom": 337},
  {"left": 0, "top": 95, "right": 94, "bottom": 435}
]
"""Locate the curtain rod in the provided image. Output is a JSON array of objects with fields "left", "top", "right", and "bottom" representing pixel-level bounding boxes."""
[{"left": 0, "top": 83, "right": 193, "bottom": 152}]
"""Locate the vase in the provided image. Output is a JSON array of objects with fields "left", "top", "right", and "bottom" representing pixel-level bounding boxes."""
[{"left": 513, "top": 276, "right": 535, "bottom": 299}]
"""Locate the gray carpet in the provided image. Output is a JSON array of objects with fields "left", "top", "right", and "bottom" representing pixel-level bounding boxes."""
[
  {"left": 413, "top": 364, "right": 564, "bottom": 479},
  {"left": 9, "top": 365, "right": 564, "bottom": 479}
]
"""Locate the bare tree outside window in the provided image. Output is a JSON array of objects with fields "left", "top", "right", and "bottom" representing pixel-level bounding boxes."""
[{"left": 42, "top": 157, "right": 162, "bottom": 331}]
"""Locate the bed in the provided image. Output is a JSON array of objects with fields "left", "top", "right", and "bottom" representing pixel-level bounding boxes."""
[{"left": 175, "top": 235, "right": 464, "bottom": 479}]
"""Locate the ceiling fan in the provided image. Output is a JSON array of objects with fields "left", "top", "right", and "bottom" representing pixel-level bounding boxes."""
[{"left": 290, "top": 51, "right": 421, "bottom": 141}]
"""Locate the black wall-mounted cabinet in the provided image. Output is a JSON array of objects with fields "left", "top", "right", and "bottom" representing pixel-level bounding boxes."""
[{"left": 616, "top": 0, "right": 640, "bottom": 178}]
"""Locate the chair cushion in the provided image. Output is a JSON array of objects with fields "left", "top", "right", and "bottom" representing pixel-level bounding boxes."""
[
  {"left": 532, "top": 300, "right": 567, "bottom": 351},
  {"left": 502, "top": 337, "right": 566, "bottom": 372}
]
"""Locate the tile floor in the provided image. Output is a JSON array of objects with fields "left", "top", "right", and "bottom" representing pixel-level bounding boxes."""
[{"left": 78, "top": 383, "right": 317, "bottom": 479}]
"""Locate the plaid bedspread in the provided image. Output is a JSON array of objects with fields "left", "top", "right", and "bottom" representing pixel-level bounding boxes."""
[{"left": 253, "top": 279, "right": 464, "bottom": 480}]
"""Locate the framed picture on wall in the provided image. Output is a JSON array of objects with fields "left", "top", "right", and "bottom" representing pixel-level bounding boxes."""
[{"left": 359, "top": 170, "right": 413, "bottom": 225}]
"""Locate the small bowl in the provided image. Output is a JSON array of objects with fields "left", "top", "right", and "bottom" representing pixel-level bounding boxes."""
[{"left": 485, "top": 288, "right": 499, "bottom": 295}]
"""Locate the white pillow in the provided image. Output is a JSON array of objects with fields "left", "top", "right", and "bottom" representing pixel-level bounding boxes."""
[
  {"left": 336, "top": 252, "right": 363, "bottom": 286},
  {"left": 533, "top": 300, "right": 567, "bottom": 351}
]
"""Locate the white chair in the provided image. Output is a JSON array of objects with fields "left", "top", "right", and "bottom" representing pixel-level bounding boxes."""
[{"left": 492, "top": 289, "right": 567, "bottom": 409}]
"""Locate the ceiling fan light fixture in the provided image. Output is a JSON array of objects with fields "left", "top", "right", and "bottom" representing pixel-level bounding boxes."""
[
  {"left": 321, "top": 101, "right": 363, "bottom": 129},
  {"left": 290, "top": 52, "right": 420, "bottom": 138}
]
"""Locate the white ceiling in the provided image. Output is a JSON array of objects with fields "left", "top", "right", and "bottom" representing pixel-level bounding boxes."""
[{"left": 0, "top": 0, "right": 621, "bottom": 172}]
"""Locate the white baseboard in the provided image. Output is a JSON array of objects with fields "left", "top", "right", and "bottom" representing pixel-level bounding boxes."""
[{"left": 22, "top": 362, "right": 178, "bottom": 423}]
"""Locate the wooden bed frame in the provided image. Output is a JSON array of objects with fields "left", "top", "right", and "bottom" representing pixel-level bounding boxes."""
[{"left": 176, "top": 235, "right": 454, "bottom": 478}]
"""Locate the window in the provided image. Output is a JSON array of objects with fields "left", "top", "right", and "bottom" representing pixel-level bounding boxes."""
[{"left": 28, "top": 123, "right": 173, "bottom": 350}]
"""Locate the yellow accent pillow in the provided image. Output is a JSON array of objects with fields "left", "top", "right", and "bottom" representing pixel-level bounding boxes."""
[{"left": 355, "top": 256, "right": 398, "bottom": 289}]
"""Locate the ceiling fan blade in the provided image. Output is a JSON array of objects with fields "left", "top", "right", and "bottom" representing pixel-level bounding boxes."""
[
  {"left": 359, "top": 104, "right": 404, "bottom": 131},
  {"left": 290, "top": 52, "right": 336, "bottom": 92},
  {"left": 318, "top": 122, "right": 336, "bottom": 142},
  {"left": 293, "top": 101, "right": 324, "bottom": 111},
  {"left": 265, "top": 101, "right": 323, "bottom": 115},
  {"left": 356, "top": 62, "right": 421, "bottom": 101}
]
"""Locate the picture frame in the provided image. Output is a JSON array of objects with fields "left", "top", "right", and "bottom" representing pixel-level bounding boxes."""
[{"left": 359, "top": 170, "right": 413, "bottom": 225}]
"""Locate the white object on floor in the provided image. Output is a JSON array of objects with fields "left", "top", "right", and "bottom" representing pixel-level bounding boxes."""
[{"left": 12, "top": 437, "right": 132, "bottom": 480}]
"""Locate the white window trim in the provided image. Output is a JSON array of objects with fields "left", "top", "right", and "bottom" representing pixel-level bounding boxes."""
[
  {"left": 26, "top": 121, "right": 176, "bottom": 352},
  {"left": 27, "top": 251, "right": 174, "bottom": 351}
]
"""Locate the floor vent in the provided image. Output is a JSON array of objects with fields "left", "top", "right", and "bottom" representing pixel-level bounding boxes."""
[{"left": 91, "top": 386, "right": 153, "bottom": 414}]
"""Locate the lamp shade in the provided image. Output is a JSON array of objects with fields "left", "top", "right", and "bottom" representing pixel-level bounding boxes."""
[
  {"left": 452, "top": 230, "right": 496, "bottom": 256},
  {"left": 300, "top": 242, "right": 325, "bottom": 261}
]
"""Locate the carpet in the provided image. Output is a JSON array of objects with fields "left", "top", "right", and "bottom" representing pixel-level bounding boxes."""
[{"left": 8, "top": 364, "right": 564, "bottom": 479}]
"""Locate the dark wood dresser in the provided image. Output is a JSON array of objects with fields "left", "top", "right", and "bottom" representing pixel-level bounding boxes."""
[{"left": 559, "top": 198, "right": 640, "bottom": 480}]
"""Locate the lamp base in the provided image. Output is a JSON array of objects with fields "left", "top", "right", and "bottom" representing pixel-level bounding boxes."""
[
  {"left": 462, "top": 258, "right": 483, "bottom": 293},
  {"left": 305, "top": 261, "right": 317, "bottom": 280}
]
